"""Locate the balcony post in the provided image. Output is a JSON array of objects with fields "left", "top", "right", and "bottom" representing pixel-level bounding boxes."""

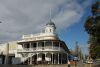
[
  {"left": 58, "top": 53, "right": 59, "bottom": 64},
  {"left": 37, "top": 53, "right": 38, "bottom": 64},
  {"left": 67, "top": 53, "right": 68, "bottom": 63},
  {"left": 59, "top": 42, "right": 60, "bottom": 50},
  {"left": 29, "top": 42, "right": 31, "bottom": 50},
  {"left": 52, "top": 53, "right": 53, "bottom": 64},
  {"left": 28, "top": 57, "right": 30, "bottom": 65},
  {"left": 37, "top": 42, "right": 38, "bottom": 50},
  {"left": 44, "top": 41, "right": 45, "bottom": 50},
  {"left": 61, "top": 53, "right": 62, "bottom": 64},
  {"left": 22, "top": 43, "right": 24, "bottom": 48},
  {"left": 45, "top": 53, "right": 46, "bottom": 62},
  {"left": 29, "top": 42, "right": 31, "bottom": 48},
  {"left": 30, "top": 53, "right": 32, "bottom": 64},
  {"left": 52, "top": 41, "right": 53, "bottom": 50}
]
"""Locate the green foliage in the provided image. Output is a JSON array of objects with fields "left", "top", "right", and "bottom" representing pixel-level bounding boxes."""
[
  {"left": 92, "top": 1, "right": 100, "bottom": 15},
  {"left": 84, "top": 1, "right": 100, "bottom": 59},
  {"left": 84, "top": 16, "right": 94, "bottom": 34}
]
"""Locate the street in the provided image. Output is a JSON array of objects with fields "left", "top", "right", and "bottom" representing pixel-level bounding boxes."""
[
  {"left": 0, "top": 60, "right": 100, "bottom": 67},
  {"left": 76, "top": 60, "right": 100, "bottom": 67},
  {"left": 0, "top": 63, "right": 99, "bottom": 67}
]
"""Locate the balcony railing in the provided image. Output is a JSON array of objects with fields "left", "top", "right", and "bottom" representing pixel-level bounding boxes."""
[{"left": 17, "top": 47, "right": 65, "bottom": 52}]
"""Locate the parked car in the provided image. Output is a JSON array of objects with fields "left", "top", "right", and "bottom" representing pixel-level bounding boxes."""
[{"left": 86, "top": 59, "right": 93, "bottom": 64}]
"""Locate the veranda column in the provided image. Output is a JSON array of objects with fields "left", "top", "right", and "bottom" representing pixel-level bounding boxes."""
[
  {"left": 59, "top": 42, "right": 60, "bottom": 50},
  {"left": 28, "top": 57, "right": 30, "bottom": 65},
  {"left": 23, "top": 43, "right": 24, "bottom": 49},
  {"left": 67, "top": 53, "right": 68, "bottom": 63},
  {"left": 61, "top": 53, "right": 62, "bottom": 64},
  {"left": 58, "top": 53, "right": 59, "bottom": 64},
  {"left": 29, "top": 57, "right": 31, "bottom": 65},
  {"left": 52, "top": 41, "right": 53, "bottom": 49},
  {"left": 29, "top": 42, "right": 32, "bottom": 64},
  {"left": 37, "top": 53, "right": 38, "bottom": 64},
  {"left": 37, "top": 42, "right": 38, "bottom": 50},
  {"left": 5, "top": 43, "right": 9, "bottom": 64},
  {"left": 29, "top": 42, "right": 31, "bottom": 50},
  {"left": 30, "top": 54, "right": 32, "bottom": 64},
  {"left": 45, "top": 53, "right": 46, "bottom": 62},
  {"left": 52, "top": 53, "right": 53, "bottom": 64},
  {"left": 44, "top": 41, "right": 45, "bottom": 50}
]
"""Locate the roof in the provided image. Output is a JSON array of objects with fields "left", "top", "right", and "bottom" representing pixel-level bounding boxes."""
[{"left": 46, "top": 20, "right": 55, "bottom": 26}]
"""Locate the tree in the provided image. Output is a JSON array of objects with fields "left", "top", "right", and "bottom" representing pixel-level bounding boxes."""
[
  {"left": 74, "top": 42, "right": 83, "bottom": 60},
  {"left": 74, "top": 42, "right": 79, "bottom": 57},
  {"left": 69, "top": 42, "right": 84, "bottom": 60},
  {"left": 84, "top": 1, "right": 100, "bottom": 59}
]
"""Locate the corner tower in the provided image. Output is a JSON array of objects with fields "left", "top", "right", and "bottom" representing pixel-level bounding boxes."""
[{"left": 45, "top": 20, "right": 56, "bottom": 34}]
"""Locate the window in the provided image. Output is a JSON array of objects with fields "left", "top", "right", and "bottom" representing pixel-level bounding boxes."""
[
  {"left": 50, "top": 29, "right": 51, "bottom": 32},
  {"left": 45, "top": 41, "right": 52, "bottom": 47}
]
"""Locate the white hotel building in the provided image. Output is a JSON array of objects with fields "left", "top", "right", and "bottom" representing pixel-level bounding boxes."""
[{"left": 0, "top": 21, "right": 70, "bottom": 65}]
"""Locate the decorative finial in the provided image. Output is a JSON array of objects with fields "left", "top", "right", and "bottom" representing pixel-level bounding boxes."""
[{"left": 50, "top": 7, "right": 52, "bottom": 22}]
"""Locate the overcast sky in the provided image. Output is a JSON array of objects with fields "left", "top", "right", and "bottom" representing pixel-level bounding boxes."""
[{"left": 0, "top": 0, "right": 92, "bottom": 48}]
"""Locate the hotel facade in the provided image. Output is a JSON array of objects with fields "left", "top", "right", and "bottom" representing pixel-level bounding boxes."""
[{"left": 0, "top": 21, "right": 69, "bottom": 65}]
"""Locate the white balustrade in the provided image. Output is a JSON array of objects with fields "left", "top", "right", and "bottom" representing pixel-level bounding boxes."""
[{"left": 17, "top": 47, "right": 66, "bottom": 52}]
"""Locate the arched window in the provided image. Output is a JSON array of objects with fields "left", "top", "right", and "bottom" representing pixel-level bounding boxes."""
[{"left": 50, "top": 29, "right": 51, "bottom": 32}]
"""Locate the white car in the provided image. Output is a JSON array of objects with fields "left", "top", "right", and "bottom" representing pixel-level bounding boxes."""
[{"left": 86, "top": 59, "right": 93, "bottom": 64}]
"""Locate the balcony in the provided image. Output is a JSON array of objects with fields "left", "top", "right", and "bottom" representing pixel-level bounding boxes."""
[{"left": 17, "top": 47, "right": 66, "bottom": 53}]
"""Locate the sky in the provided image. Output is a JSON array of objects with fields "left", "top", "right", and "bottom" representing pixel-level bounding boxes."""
[{"left": 0, "top": 0, "right": 96, "bottom": 54}]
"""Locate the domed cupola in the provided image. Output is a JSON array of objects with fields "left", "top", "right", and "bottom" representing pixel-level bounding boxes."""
[
  {"left": 45, "top": 20, "right": 56, "bottom": 34},
  {"left": 46, "top": 21, "right": 55, "bottom": 26}
]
